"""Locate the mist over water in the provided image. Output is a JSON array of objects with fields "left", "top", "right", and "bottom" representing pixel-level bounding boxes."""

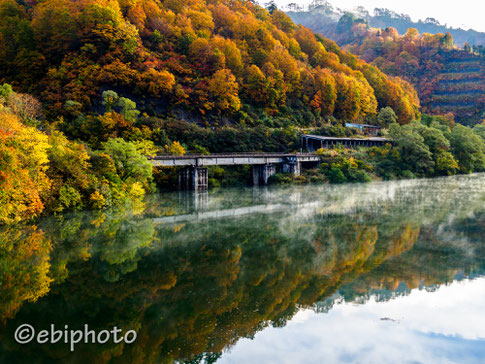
[{"left": 1, "top": 174, "right": 485, "bottom": 363}]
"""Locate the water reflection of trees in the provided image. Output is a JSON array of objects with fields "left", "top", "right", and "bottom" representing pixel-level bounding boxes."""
[
  {"left": 328, "top": 212, "right": 485, "bottom": 307},
  {"left": 1, "top": 176, "right": 485, "bottom": 363},
  {"left": 0, "top": 226, "right": 52, "bottom": 322}
]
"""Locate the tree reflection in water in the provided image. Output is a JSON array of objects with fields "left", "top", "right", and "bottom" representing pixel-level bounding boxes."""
[{"left": 1, "top": 175, "right": 485, "bottom": 363}]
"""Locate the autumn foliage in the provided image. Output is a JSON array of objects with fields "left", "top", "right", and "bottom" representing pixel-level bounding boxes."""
[
  {"left": 0, "top": 89, "right": 154, "bottom": 224},
  {"left": 0, "top": 0, "right": 420, "bottom": 124},
  {"left": 328, "top": 19, "right": 485, "bottom": 124},
  {"left": 0, "top": 109, "right": 50, "bottom": 223}
]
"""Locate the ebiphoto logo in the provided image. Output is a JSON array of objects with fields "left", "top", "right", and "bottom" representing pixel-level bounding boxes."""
[{"left": 14, "top": 324, "right": 137, "bottom": 352}]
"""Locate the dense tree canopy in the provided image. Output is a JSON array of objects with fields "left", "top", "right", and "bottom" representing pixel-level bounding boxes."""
[
  {"left": 0, "top": 87, "right": 153, "bottom": 223},
  {"left": 0, "top": 0, "right": 420, "bottom": 124}
]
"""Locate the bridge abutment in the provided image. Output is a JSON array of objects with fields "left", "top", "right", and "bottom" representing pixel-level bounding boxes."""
[{"left": 178, "top": 167, "right": 209, "bottom": 190}]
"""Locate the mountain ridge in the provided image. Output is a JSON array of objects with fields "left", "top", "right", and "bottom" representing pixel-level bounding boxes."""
[{"left": 285, "top": 1, "right": 485, "bottom": 47}]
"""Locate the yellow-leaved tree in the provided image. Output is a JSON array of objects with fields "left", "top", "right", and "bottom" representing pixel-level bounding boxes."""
[
  {"left": 164, "top": 141, "right": 186, "bottom": 156},
  {"left": 207, "top": 69, "right": 241, "bottom": 113},
  {"left": 0, "top": 108, "right": 51, "bottom": 224}
]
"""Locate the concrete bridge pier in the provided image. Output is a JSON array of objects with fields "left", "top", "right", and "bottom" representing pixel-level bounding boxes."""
[
  {"left": 252, "top": 164, "right": 276, "bottom": 186},
  {"left": 282, "top": 160, "right": 301, "bottom": 176},
  {"left": 178, "top": 166, "right": 209, "bottom": 190}
]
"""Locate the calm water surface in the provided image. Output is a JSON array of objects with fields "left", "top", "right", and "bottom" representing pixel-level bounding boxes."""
[{"left": 1, "top": 174, "right": 485, "bottom": 363}]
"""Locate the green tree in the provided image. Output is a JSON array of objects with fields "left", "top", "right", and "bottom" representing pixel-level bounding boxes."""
[
  {"left": 450, "top": 125, "right": 485, "bottom": 173},
  {"left": 377, "top": 107, "right": 397, "bottom": 127},
  {"left": 117, "top": 97, "right": 140, "bottom": 122},
  {"left": 473, "top": 124, "right": 485, "bottom": 142},
  {"left": 388, "top": 123, "right": 434, "bottom": 175},
  {"left": 327, "top": 167, "right": 347, "bottom": 183},
  {"left": 0, "top": 83, "right": 13, "bottom": 99},
  {"left": 102, "top": 138, "right": 153, "bottom": 188},
  {"left": 434, "top": 150, "right": 459, "bottom": 176},
  {"left": 415, "top": 123, "right": 458, "bottom": 176},
  {"left": 102, "top": 90, "right": 119, "bottom": 112},
  {"left": 416, "top": 124, "right": 450, "bottom": 153}
]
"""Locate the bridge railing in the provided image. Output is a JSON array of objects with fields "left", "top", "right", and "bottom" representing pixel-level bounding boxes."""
[{"left": 149, "top": 152, "right": 319, "bottom": 160}]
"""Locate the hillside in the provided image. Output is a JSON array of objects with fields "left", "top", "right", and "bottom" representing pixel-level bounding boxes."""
[
  {"left": 286, "top": 2, "right": 485, "bottom": 47},
  {"left": 428, "top": 50, "right": 485, "bottom": 122},
  {"left": 344, "top": 26, "right": 485, "bottom": 125},
  {"left": 0, "top": 0, "right": 419, "bottom": 126},
  {"left": 288, "top": 6, "right": 485, "bottom": 124}
]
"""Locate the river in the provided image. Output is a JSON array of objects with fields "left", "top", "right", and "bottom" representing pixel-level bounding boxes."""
[{"left": 1, "top": 174, "right": 485, "bottom": 363}]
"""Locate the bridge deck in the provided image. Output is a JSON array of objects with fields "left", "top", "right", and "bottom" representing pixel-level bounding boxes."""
[
  {"left": 150, "top": 153, "right": 320, "bottom": 167},
  {"left": 302, "top": 134, "right": 390, "bottom": 152}
]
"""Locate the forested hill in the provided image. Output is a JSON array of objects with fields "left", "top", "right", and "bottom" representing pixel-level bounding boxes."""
[
  {"left": 287, "top": 5, "right": 485, "bottom": 125},
  {"left": 286, "top": 2, "right": 485, "bottom": 47},
  {"left": 0, "top": 0, "right": 419, "bottom": 125},
  {"left": 334, "top": 23, "right": 485, "bottom": 125}
]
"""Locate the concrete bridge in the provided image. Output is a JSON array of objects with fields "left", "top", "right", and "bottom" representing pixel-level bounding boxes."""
[
  {"left": 150, "top": 135, "right": 390, "bottom": 190},
  {"left": 150, "top": 153, "right": 321, "bottom": 190}
]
